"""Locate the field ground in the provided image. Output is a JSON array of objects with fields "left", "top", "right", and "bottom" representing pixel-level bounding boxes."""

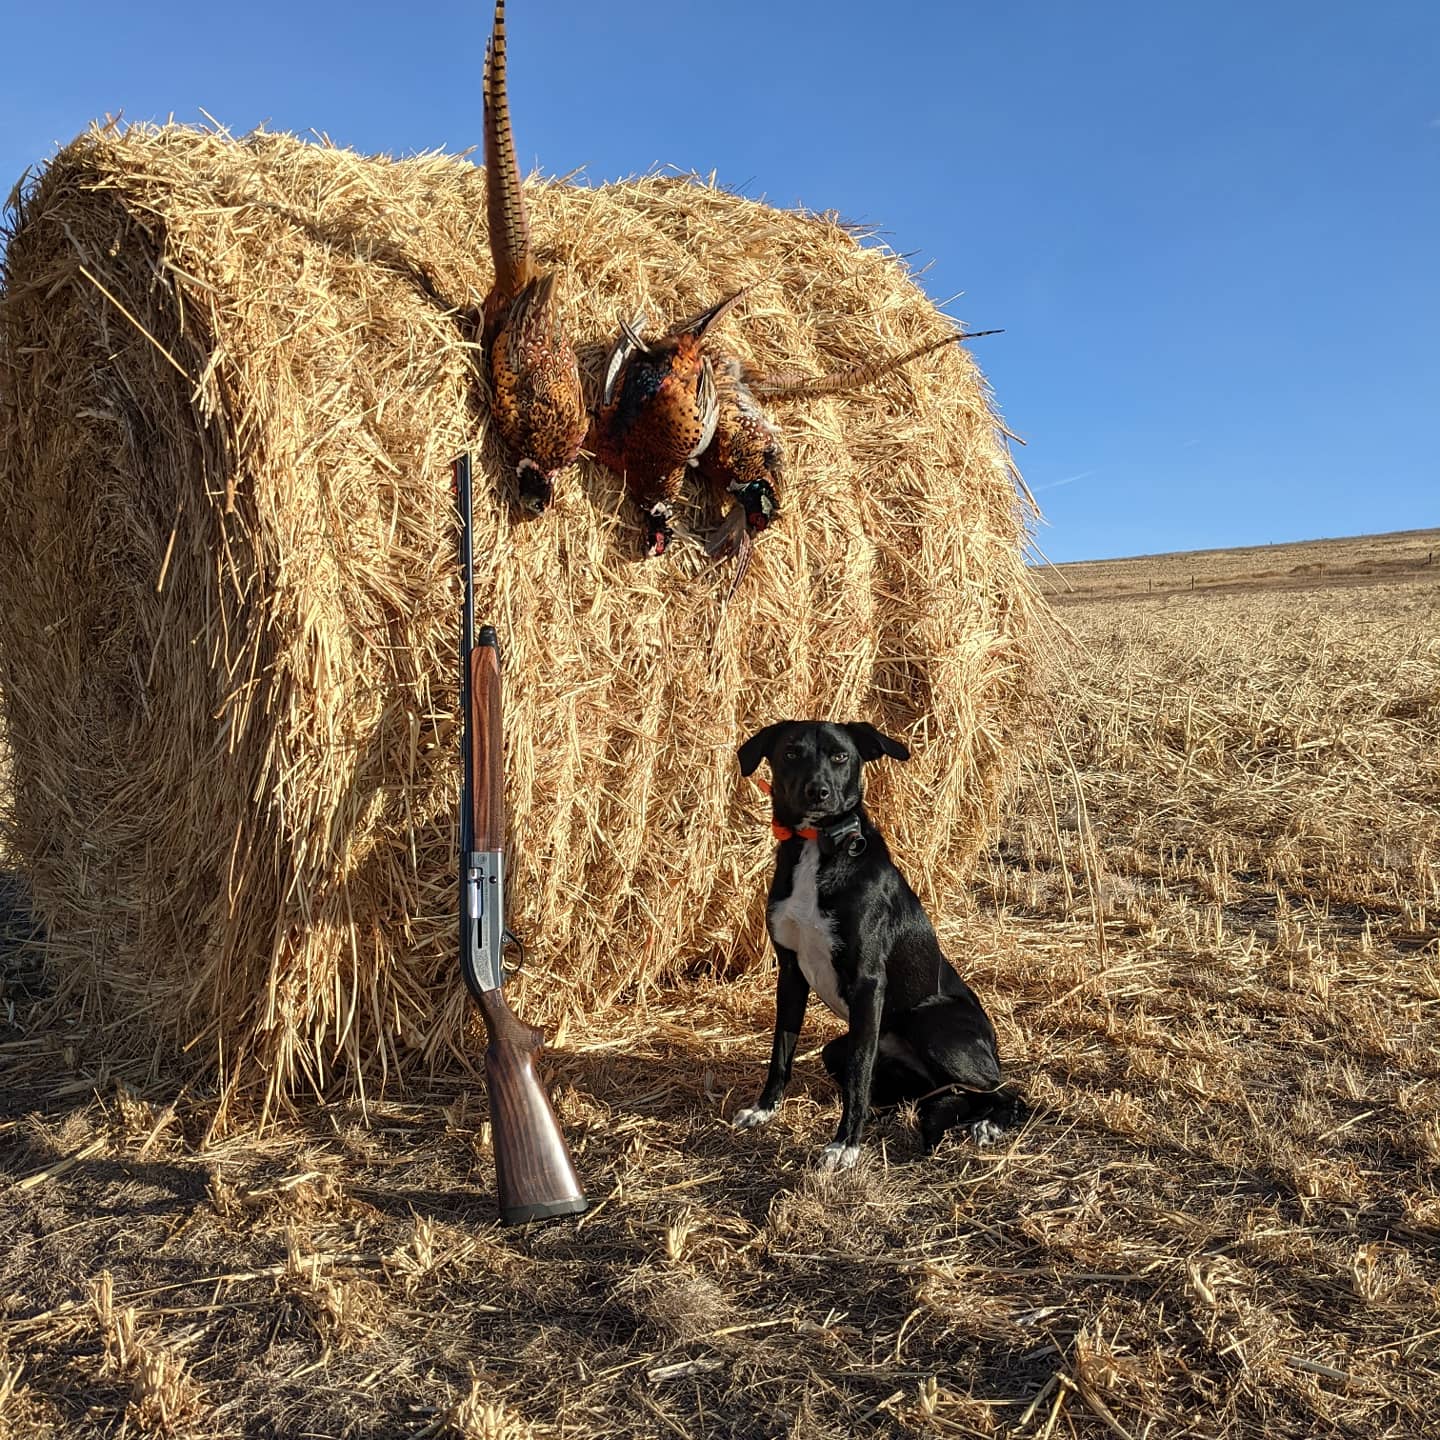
[
  {"left": 2, "top": 543, "right": 1438, "bottom": 1439},
  {"left": 1035, "top": 527, "right": 1439, "bottom": 604}
]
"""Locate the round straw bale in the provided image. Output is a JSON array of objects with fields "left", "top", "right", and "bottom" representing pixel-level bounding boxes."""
[{"left": 0, "top": 123, "right": 1040, "bottom": 1113}]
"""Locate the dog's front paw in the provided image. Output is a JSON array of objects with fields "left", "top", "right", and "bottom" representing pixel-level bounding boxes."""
[
  {"left": 732, "top": 1105, "right": 776, "bottom": 1130},
  {"left": 815, "top": 1142, "right": 862, "bottom": 1171},
  {"left": 969, "top": 1119, "right": 1006, "bottom": 1147}
]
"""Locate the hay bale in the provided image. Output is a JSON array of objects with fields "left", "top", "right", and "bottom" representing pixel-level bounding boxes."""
[{"left": 0, "top": 123, "right": 1039, "bottom": 1111}]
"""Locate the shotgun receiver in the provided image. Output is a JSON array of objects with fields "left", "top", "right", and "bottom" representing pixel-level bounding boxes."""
[{"left": 454, "top": 453, "right": 587, "bottom": 1223}]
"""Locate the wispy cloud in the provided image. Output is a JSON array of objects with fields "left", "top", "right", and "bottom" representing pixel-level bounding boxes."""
[{"left": 1034, "top": 469, "right": 1096, "bottom": 493}]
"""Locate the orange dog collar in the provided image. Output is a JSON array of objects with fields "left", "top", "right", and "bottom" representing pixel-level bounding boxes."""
[
  {"left": 753, "top": 778, "right": 818, "bottom": 841},
  {"left": 754, "top": 777, "right": 852, "bottom": 840}
]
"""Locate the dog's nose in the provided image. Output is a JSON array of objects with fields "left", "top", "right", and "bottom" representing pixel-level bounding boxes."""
[{"left": 804, "top": 781, "right": 831, "bottom": 805}]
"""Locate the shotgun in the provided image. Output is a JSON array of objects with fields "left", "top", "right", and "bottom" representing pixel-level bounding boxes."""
[{"left": 454, "top": 452, "right": 587, "bottom": 1223}]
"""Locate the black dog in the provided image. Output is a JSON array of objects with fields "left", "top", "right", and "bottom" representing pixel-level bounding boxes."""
[{"left": 732, "top": 720, "right": 1021, "bottom": 1168}]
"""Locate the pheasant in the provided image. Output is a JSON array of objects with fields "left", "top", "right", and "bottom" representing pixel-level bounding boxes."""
[
  {"left": 588, "top": 289, "right": 747, "bottom": 557},
  {"left": 694, "top": 357, "right": 782, "bottom": 593},
  {"left": 700, "top": 329, "right": 1004, "bottom": 591},
  {"left": 480, "top": 0, "right": 586, "bottom": 514}
]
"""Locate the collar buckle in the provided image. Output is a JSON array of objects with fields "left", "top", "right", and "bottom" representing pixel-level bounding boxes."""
[{"left": 817, "top": 813, "right": 866, "bottom": 858}]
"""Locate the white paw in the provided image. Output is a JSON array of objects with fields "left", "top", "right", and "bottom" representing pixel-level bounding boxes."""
[
  {"left": 816, "top": 1142, "right": 862, "bottom": 1171},
  {"left": 732, "top": 1106, "right": 776, "bottom": 1130},
  {"left": 969, "top": 1119, "right": 1006, "bottom": 1147}
]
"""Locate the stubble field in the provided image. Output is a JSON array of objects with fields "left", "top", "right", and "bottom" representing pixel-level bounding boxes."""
[
  {"left": 2, "top": 541, "right": 1437, "bottom": 1439},
  {"left": 1039, "top": 527, "right": 1439, "bottom": 603}
]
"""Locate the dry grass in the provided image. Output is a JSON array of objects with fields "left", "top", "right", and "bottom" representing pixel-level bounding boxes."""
[
  {"left": 0, "top": 123, "right": 1035, "bottom": 1117},
  {"left": 3, "top": 563, "right": 1436, "bottom": 1438},
  {"left": 1039, "top": 528, "right": 1440, "bottom": 603}
]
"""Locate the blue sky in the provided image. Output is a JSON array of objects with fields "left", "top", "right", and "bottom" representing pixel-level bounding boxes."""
[{"left": 3, "top": 1, "right": 1435, "bottom": 561}]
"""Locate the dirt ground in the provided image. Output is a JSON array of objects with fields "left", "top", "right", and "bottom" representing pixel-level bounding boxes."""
[{"left": 2, "top": 552, "right": 1437, "bottom": 1439}]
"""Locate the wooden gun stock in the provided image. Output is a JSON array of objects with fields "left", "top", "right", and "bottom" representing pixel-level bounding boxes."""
[{"left": 476, "top": 986, "right": 587, "bottom": 1223}]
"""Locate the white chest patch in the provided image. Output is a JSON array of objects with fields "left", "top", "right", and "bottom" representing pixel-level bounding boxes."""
[{"left": 769, "top": 842, "right": 848, "bottom": 1020}]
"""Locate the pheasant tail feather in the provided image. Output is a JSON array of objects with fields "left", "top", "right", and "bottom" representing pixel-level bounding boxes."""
[
  {"left": 484, "top": 0, "right": 536, "bottom": 296},
  {"left": 753, "top": 330, "right": 1003, "bottom": 400},
  {"left": 676, "top": 286, "right": 751, "bottom": 340}
]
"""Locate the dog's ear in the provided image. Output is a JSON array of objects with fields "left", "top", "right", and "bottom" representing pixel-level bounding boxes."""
[
  {"left": 737, "top": 722, "right": 789, "bottom": 777},
  {"left": 844, "top": 722, "right": 910, "bottom": 764}
]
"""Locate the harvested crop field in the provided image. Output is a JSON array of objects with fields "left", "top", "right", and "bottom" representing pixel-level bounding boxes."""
[
  {"left": 2, "top": 555, "right": 1438, "bottom": 1439},
  {"left": 1039, "top": 528, "right": 1440, "bottom": 605}
]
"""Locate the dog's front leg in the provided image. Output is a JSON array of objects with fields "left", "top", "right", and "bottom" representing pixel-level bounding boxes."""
[
  {"left": 818, "top": 972, "right": 884, "bottom": 1170},
  {"left": 733, "top": 945, "right": 808, "bottom": 1129}
]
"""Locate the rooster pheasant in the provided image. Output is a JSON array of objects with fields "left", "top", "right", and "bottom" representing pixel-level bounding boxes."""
[
  {"left": 700, "top": 329, "right": 1004, "bottom": 590},
  {"left": 480, "top": 0, "right": 586, "bottom": 514},
  {"left": 589, "top": 290, "right": 747, "bottom": 558},
  {"left": 694, "top": 357, "right": 782, "bottom": 591}
]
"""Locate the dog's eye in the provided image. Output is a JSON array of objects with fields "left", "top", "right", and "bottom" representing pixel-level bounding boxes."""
[
  {"left": 830, "top": 752, "right": 848, "bottom": 765},
  {"left": 784, "top": 749, "right": 800, "bottom": 761}
]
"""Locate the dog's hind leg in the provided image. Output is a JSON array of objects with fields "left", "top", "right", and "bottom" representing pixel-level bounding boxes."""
[
  {"left": 897, "top": 995, "right": 1002, "bottom": 1092},
  {"left": 917, "top": 1087, "right": 1026, "bottom": 1152},
  {"left": 895, "top": 998, "right": 1024, "bottom": 1151},
  {"left": 822, "top": 1033, "right": 936, "bottom": 1109}
]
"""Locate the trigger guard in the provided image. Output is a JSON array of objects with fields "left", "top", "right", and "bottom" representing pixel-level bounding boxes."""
[{"left": 502, "top": 927, "right": 525, "bottom": 983}]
